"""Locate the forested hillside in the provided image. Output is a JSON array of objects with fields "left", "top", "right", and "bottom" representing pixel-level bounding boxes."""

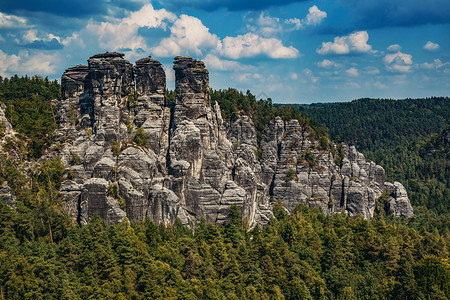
[
  {"left": 292, "top": 98, "right": 449, "bottom": 214},
  {"left": 0, "top": 75, "right": 60, "bottom": 158},
  {"left": 0, "top": 78, "right": 448, "bottom": 299}
]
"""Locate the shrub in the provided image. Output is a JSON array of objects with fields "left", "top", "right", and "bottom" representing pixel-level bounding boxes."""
[
  {"left": 285, "top": 168, "right": 297, "bottom": 181},
  {"left": 112, "top": 141, "right": 121, "bottom": 157},
  {"left": 134, "top": 127, "right": 146, "bottom": 146}
]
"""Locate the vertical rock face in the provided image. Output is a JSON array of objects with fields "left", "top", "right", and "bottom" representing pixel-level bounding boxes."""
[
  {"left": 135, "top": 57, "right": 166, "bottom": 106},
  {"left": 56, "top": 52, "right": 413, "bottom": 227},
  {"left": 173, "top": 57, "right": 210, "bottom": 123}
]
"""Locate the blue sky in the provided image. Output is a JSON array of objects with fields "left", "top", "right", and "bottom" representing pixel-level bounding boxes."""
[{"left": 0, "top": 0, "right": 449, "bottom": 103}]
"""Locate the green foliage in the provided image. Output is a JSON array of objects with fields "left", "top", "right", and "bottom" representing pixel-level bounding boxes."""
[
  {"left": 127, "top": 90, "right": 138, "bottom": 108},
  {"left": 108, "top": 183, "right": 119, "bottom": 198},
  {"left": 126, "top": 117, "right": 133, "bottom": 133},
  {"left": 0, "top": 75, "right": 60, "bottom": 158},
  {"left": 134, "top": 127, "right": 146, "bottom": 146},
  {"left": 0, "top": 120, "right": 6, "bottom": 137},
  {"left": 165, "top": 89, "right": 175, "bottom": 105},
  {"left": 112, "top": 141, "right": 121, "bottom": 157},
  {"left": 285, "top": 168, "right": 297, "bottom": 181},
  {"left": 254, "top": 147, "right": 263, "bottom": 161},
  {"left": 70, "top": 151, "right": 81, "bottom": 165},
  {"left": 298, "top": 149, "right": 318, "bottom": 168},
  {"left": 0, "top": 199, "right": 447, "bottom": 299}
]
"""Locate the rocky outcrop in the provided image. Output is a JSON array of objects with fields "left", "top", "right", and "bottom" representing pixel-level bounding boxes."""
[{"left": 56, "top": 52, "right": 413, "bottom": 226}]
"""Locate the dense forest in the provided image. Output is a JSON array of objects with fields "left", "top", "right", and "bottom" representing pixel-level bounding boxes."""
[
  {"left": 0, "top": 78, "right": 449, "bottom": 299},
  {"left": 291, "top": 98, "right": 449, "bottom": 215}
]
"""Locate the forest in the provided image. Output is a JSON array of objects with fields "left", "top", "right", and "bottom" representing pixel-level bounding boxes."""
[{"left": 0, "top": 78, "right": 448, "bottom": 299}]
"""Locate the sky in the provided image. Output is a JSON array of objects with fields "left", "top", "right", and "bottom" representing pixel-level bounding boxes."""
[{"left": 0, "top": 0, "right": 449, "bottom": 103}]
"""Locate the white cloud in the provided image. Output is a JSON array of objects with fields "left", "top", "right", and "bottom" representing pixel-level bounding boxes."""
[
  {"left": 285, "top": 5, "right": 327, "bottom": 30},
  {"left": 63, "top": 4, "right": 175, "bottom": 56},
  {"left": 0, "top": 12, "right": 27, "bottom": 28},
  {"left": 346, "top": 67, "right": 359, "bottom": 77},
  {"left": 238, "top": 72, "right": 263, "bottom": 82},
  {"left": 303, "top": 5, "right": 327, "bottom": 26},
  {"left": 384, "top": 51, "right": 413, "bottom": 73},
  {"left": 203, "top": 54, "right": 245, "bottom": 71},
  {"left": 387, "top": 44, "right": 401, "bottom": 52},
  {"left": 219, "top": 33, "right": 299, "bottom": 59},
  {"left": 421, "top": 59, "right": 449, "bottom": 69},
  {"left": 302, "top": 69, "right": 319, "bottom": 84},
  {"left": 317, "top": 31, "right": 373, "bottom": 55},
  {"left": 246, "top": 13, "right": 283, "bottom": 37},
  {"left": 123, "top": 4, "right": 176, "bottom": 29},
  {"left": 152, "top": 14, "right": 219, "bottom": 57},
  {"left": 424, "top": 41, "right": 439, "bottom": 51},
  {"left": 19, "top": 29, "right": 61, "bottom": 44},
  {"left": 317, "top": 59, "right": 342, "bottom": 68},
  {"left": 290, "top": 72, "right": 298, "bottom": 80},
  {"left": 0, "top": 50, "right": 57, "bottom": 77}
]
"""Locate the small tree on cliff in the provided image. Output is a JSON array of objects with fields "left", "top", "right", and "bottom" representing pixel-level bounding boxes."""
[{"left": 134, "top": 127, "right": 146, "bottom": 146}]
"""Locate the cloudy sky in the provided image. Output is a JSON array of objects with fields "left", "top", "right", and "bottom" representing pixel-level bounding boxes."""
[{"left": 0, "top": 0, "right": 449, "bottom": 103}]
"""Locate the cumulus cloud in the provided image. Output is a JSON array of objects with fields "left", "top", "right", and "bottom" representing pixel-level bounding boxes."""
[
  {"left": 245, "top": 13, "right": 283, "bottom": 37},
  {"left": 303, "top": 5, "right": 327, "bottom": 26},
  {"left": 346, "top": 67, "right": 359, "bottom": 77},
  {"left": 285, "top": 5, "right": 327, "bottom": 30},
  {"left": 424, "top": 41, "right": 439, "bottom": 51},
  {"left": 219, "top": 33, "right": 299, "bottom": 59},
  {"left": 317, "top": 31, "right": 373, "bottom": 55},
  {"left": 384, "top": 51, "right": 413, "bottom": 72},
  {"left": 17, "top": 29, "right": 63, "bottom": 50},
  {"left": 203, "top": 54, "right": 245, "bottom": 71},
  {"left": 247, "top": 6, "right": 326, "bottom": 36},
  {"left": 0, "top": 50, "right": 58, "bottom": 77},
  {"left": 387, "top": 44, "right": 402, "bottom": 52},
  {"left": 152, "top": 14, "right": 219, "bottom": 57},
  {"left": 123, "top": 4, "right": 176, "bottom": 29},
  {"left": 63, "top": 4, "right": 176, "bottom": 55},
  {"left": 0, "top": 12, "right": 27, "bottom": 28},
  {"left": 317, "top": 59, "right": 342, "bottom": 68},
  {"left": 420, "top": 59, "right": 449, "bottom": 69}
]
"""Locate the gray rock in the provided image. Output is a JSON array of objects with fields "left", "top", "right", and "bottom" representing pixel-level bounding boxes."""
[
  {"left": 385, "top": 182, "right": 414, "bottom": 217},
  {"left": 0, "top": 183, "right": 16, "bottom": 209},
  {"left": 55, "top": 52, "right": 413, "bottom": 227}
]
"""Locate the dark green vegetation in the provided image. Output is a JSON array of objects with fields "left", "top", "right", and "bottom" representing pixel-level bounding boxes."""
[
  {"left": 0, "top": 77, "right": 449, "bottom": 299},
  {"left": 293, "top": 98, "right": 449, "bottom": 214},
  {"left": 0, "top": 75, "right": 60, "bottom": 158},
  {"left": 1, "top": 193, "right": 449, "bottom": 299}
]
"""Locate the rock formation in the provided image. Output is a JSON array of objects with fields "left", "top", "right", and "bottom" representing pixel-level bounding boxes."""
[{"left": 55, "top": 52, "right": 413, "bottom": 226}]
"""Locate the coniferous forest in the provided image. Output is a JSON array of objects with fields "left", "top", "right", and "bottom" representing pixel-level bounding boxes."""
[{"left": 0, "top": 78, "right": 449, "bottom": 299}]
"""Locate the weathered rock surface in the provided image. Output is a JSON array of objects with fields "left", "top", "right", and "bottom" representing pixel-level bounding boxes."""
[{"left": 56, "top": 52, "right": 413, "bottom": 226}]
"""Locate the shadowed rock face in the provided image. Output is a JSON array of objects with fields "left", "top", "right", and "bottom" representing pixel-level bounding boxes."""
[
  {"left": 135, "top": 58, "right": 166, "bottom": 100},
  {"left": 55, "top": 52, "right": 413, "bottom": 226}
]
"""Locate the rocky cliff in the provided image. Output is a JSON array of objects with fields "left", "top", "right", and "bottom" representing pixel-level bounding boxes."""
[{"left": 55, "top": 52, "right": 413, "bottom": 226}]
